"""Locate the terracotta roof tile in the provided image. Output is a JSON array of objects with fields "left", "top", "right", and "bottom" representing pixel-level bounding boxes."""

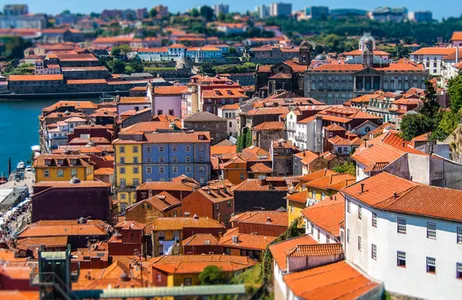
[
  {"left": 287, "top": 190, "right": 308, "bottom": 204},
  {"left": 219, "top": 231, "right": 277, "bottom": 251},
  {"left": 298, "top": 169, "right": 337, "bottom": 183},
  {"left": 182, "top": 233, "right": 219, "bottom": 246},
  {"left": 150, "top": 255, "right": 256, "bottom": 274},
  {"left": 269, "top": 235, "right": 318, "bottom": 271},
  {"left": 230, "top": 211, "right": 287, "bottom": 227},
  {"left": 154, "top": 86, "right": 188, "bottom": 95},
  {"left": 287, "top": 243, "right": 343, "bottom": 257},
  {"left": 302, "top": 195, "right": 345, "bottom": 237},
  {"left": 151, "top": 217, "right": 225, "bottom": 231},
  {"left": 252, "top": 121, "right": 285, "bottom": 131},
  {"left": 283, "top": 261, "right": 379, "bottom": 300},
  {"left": 18, "top": 220, "right": 109, "bottom": 238},
  {"left": 249, "top": 162, "right": 273, "bottom": 173}
]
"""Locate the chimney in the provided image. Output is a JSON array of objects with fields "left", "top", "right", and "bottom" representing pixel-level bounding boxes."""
[
  {"left": 360, "top": 183, "right": 365, "bottom": 193},
  {"left": 394, "top": 192, "right": 398, "bottom": 198},
  {"left": 266, "top": 217, "right": 272, "bottom": 223},
  {"left": 193, "top": 214, "right": 199, "bottom": 219},
  {"left": 232, "top": 235, "right": 239, "bottom": 243}
]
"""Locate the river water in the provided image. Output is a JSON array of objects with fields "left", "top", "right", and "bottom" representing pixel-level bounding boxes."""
[{"left": 0, "top": 98, "right": 98, "bottom": 175}]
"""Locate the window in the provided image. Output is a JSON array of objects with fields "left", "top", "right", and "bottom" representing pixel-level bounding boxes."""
[
  {"left": 216, "top": 203, "right": 220, "bottom": 211},
  {"left": 397, "top": 251, "right": 406, "bottom": 267},
  {"left": 120, "top": 146, "right": 125, "bottom": 153},
  {"left": 317, "top": 229, "right": 320, "bottom": 240},
  {"left": 397, "top": 217, "right": 406, "bottom": 234},
  {"left": 146, "top": 146, "right": 151, "bottom": 152},
  {"left": 159, "top": 167, "right": 165, "bottom": 174},
  {"left": 321, "top": 192, "right": 326, "bottom": 200},
  {"left": 358, "top": 236, "right": 362, "bottom": 252},
  {"left": 172, "top": 145, "right": 177, "bottom": 152},
  {"left": 158, "top": 231, "right": 165, "bottom": 240},
  {"left": 347, "top": 229, "right": 350, "bottom": 243},
  {"left": 310, "top": 223, "right": 314, "bottom": 235},
  {"left": 159, "top": 157, "right": 165, "bottom": 163},
  {"left": 227, "top": 200, "right": 231, "bottom": 208},
  {"left": 347, "top": 200, "right": 351, "bottom": 213},
  {"left": 372, "top": 212, "right": 377, "bottom": 227},
  {"left": 358, "top": 206, "right": 362, "bottom": 220},
  {"left": 44, "top": 170, "right": 50, "bottom": 177},
  {"left": 240, "top": 173, "right": 245, "bottom": 180},
  {"left": 120, "top": 157, "right": 125, "bottom": 164},
  {"left": 120, "top": 193, "right": 127, "bottom": 200},
  {"left": 172, "top": 166, "right": 178, "bottom": 173},
  {"left": 146, "top": 157, "right": 152, "bottom": 163},
  {"left": 186, "top": 156, "right": 191, "bottom": 163},
  {"left": 133, "top": 178, "right": 139, "bottom": 186},
  {"left": 312, "top": 190, "right": 317, "bottom": 199},
  {"left": 133, "top": 167, "right": 139, "bottom": 174},
  {"left": 71, "top": 169, "right": 77, "bottom": 177},
  {"left": 426, "top": 257, "right": 436, "bottom": 274},
  {"left": 133, "top": 156, "right": 139, "bottom": 163},
  {"left": 427, "top": 222, "right": 437, "bottom": 239},
  {"left": 57, "top": 169, "right": 64, "bottom": 177},
  {"left": 133, "top": 146, "right": 138, "bottom": 153},
  {"left": 186, "top": 145, "right": 191, "bottom": 152},
  {"left": 371, "top": 244, "right": 377, "bottom": 260},
  {"left": 120, "top": 179, "right": 126, "bottom": 187},
  {"left": 172, "top": 156, "right": 178, "bottom": 163},
  {"left": 457, "top": 263, "right": 462, "bottom": 279},
  {"left": 159, "top": 146, "right": 165, "bottom": 152},
  {"left": 457, "top": 227, "right": 462, "bottom": 244},
  {"left": 185, "top": 166, "right": 191, "bottom": 173},
  {"left": 290, "top": 205, "right": 294, "bottom": 213}
]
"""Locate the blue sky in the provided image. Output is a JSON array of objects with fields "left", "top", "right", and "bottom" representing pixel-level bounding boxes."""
[{"left": 6, "top": 0, "right": 462, "bottom": 19}]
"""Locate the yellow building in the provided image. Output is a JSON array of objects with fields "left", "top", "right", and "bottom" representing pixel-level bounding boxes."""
[
  {"left": 151, "top": 255, "right": 257, "bottom": 287},
  {"left": 33, "top": 154, "right": 94, "bottom": 183},
  {"left": 305, "top": 173, "right": 355, "bottom": 205},
  {"left": 113, "top": 139, "right": 143, "bottom": 212},
  {"left": 286, "top": 190, "right": 309, "bottom": 226}
]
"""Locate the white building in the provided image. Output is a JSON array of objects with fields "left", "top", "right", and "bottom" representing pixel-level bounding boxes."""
[
  {"left": 410, "top": 47, "right": 459, "bottom": 76},
  {"left": 269, "top": 2, "right": 292, "bottom": 17},
  {"left": 286, "top": 112, "right": 323, "bottom": 152},
  {"left": 137, "top": 45, "right": 223, "bottom": 62},
  {"left": 213, "top": 4, "right": 229, "bottom": 16},
  {"left": 342, "top": 172, "right": 462, "bottom": 300},
  {"left": 218, "top": 103, "right": 239, "bottom": 137}
]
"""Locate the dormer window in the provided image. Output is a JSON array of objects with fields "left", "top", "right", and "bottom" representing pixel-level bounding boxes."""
[
  {"left": 45, "top": 160, "right": 51, "bottom": 166},
  {"left": 57, "top": 159, "right": 64, "bottom": 166},
  {"left": 70, "top": 159, "right": 77, "bottom": 166}
]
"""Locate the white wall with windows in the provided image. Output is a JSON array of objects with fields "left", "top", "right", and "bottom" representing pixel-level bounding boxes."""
[{"left": 344, "top": 195, "right": 462, "bottom": 300}]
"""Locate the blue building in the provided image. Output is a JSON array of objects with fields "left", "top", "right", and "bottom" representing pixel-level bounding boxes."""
[{"left": 142, "top": 131, "right": 211, "bottom": 184}]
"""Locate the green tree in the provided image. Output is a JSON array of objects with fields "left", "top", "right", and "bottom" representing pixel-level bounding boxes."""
[
  {"left": 199, "top": 265, "right": 225, "bottom": 285},
  {"left": 244, "top": 127, "right": 253, "bottom": 148},
  {"left": 107, "top": 59, "right": 126, "bottom": 74},
  {"left": 190, "top": 8, "right": 200, "bottom": 17},
  {"left": 333, "top": 161, "right": 356, "bottom": 176},
  {"left": 420, "top": 80, "right": 440, "bottom": 119},
  {"left": 400, "top": 114, "right": 435, "bottom": 141},
  {"left": 448, "top": 74, "right": 462, "bottom": 113},
  {"left": 432, "top": 111, "right": 461, "bottom": 140},
  {"left": 149, "top": 8, "right": 158, "bottom": 18},
  {"left": 200, "top": 5, "right": 215, "bottom": 21},
  {"left": 2, "top": 37, "right": 30, "bottom": 59},
  {"left": 111, "top": 45, "right": 131, "bottom": 57}
]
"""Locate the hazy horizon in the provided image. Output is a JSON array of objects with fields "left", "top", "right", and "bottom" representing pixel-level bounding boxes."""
[{"left": 4, "top": 0, "right": 462, "bottom": 20}]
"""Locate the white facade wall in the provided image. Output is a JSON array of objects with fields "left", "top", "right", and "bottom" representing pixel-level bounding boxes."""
[
  {"left": 345, "top": 195, "right": 462, "bottom": 300},
  {"left": 410, "top": 53, "right": 447, "bottom": 76},
  {"left": 273, "top": 261, "right": 288, "bottom": 300},
  {"left": 218, "top": 108, "right": 238, "bottom": 136}
]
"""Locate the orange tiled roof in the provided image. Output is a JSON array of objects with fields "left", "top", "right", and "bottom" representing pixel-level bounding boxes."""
[
  {"left": 119, "top": 96, "right": 149, "bottom": 104},
  {"left": 342, "top": 172, "right": 462, "bottom": 222},
  {"left": 154, "top": 85, "right": 188, "bottom": 95},
  {"left": 283, "top": 261, "right": 379, "bottom": 300},
  {"left": 150, "top": 255, "right": 256, "bottom": 274},
  {"left": 269, "top": 235, "right": 318, "bottom": 271},
  {"left": 305, "top": 173, "right": 355, "bottom": 191},
  {"left": 9, "top": 74, "right": 63, "bottom": 81},
  {"left": 298, "top": 169, "right": 337, "bottom": 183},
  {"left": 137, "top": 181, "right": 195, "bottom": 192},
  {"left": 183, "top": 233, "right": 219, "bottom": 246},
  {"left": 18, "top": 220, "right": 109, "bottom": 238},
  {"left": 219, "top": 230, "right": 277, "bottom": 251},
  {"left": 230, "top": 211, "right": 287, "bottom": 227},
  {"left": 451, "top": 32, "right": 462, "bottom": 41},
  {"left": 302, "top": 195, "right": 345, "bottom": 237},
  {"left": 151, "top": 217, "right": 225, "bottom": 231},
  {"left": 115, "top": 220, "right": 146, "bottom": 231},
  {"left": 411, "top": 47, "right": 456, "bottom": 56},
  {"left": 211, "top": 145, "right": 237, "bottom": 155},
  {"left": 16, "top": 236, "right": 68, "bottom": 249},
  {"left": 287, "top": 190, "right": 308, "bottom": 204},
  {"left": 287, "top": 243, "right": 343, "bottom": 257},
  {"left": 249, "top": 162, "right": 273, "bottom": 173},
  {"left": 252, "top": 121, "right": 285, "bottom": 131},
  {"left": 94, "top": 167, "right": 114, "bottom": 175}
]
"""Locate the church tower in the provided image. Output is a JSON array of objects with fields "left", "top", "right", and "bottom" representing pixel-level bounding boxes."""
[{"left": 299, "top": 41, "right": 312, "bottom": 66}]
